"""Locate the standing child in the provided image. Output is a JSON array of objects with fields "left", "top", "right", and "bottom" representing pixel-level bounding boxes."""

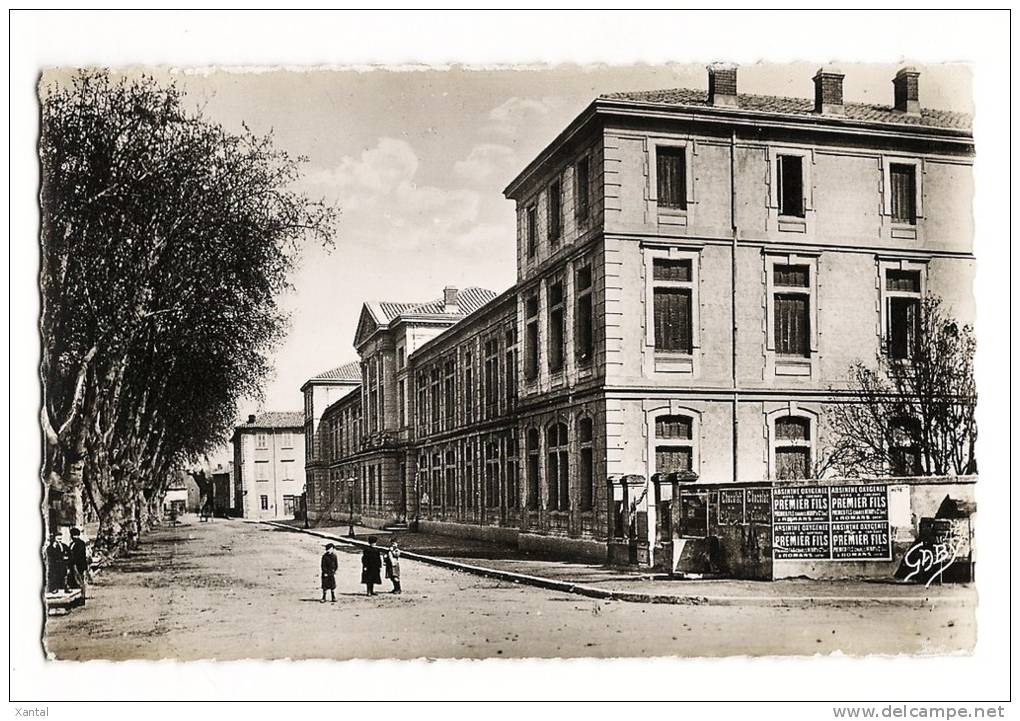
[
  {"left": 385, "top": 538, "right": 402, "bottom": 594},
  {"left": 361, "top": 536, "right": 382, "bottom": 596},
  {"left": 320, "top": 543, "right": 338, "bottom": 603}
]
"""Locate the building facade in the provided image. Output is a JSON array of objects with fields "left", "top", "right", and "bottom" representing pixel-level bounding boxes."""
[
  {"left": 231, "top": 412, "right": 306, "bottom": 519},
  {"left": 304, "top": 65, "right": 974, "bottom": 564}
]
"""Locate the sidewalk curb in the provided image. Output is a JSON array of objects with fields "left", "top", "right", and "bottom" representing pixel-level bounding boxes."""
[{"left": 253, "top": 520, "right": 972, "bottom": 609}]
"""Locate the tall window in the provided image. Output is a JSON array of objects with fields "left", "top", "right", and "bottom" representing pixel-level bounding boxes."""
[
  {"left": 773, "top": 265, "right": 811, "bottom": 358},
  {"left": 377, "top": 360, "right": 385, "bottom": 432},
  {"left": 260, "top": 495, "right": 269, "bottom": 511},
  {"left": 886, "top": 270, "right": 921, "bottom": 360},
  {"left": 368, "top": 465, "right": 376, "bottom": 506},
  {"left": 579, "top": 417, "right": 594, "bottom": 512},
  {"left": 890, "top": 418, "right": 922, "bottom": 476},
  {"left": 575, "top": 155, "right": 590, "bottom": 221},
  {"left": 464, "top": 443, "right": 476, "bottom": 512},
  {"left": 526, "top": 429, "right": 540, "bottom": 510},
  {"left": 524, "top": 296, "right": 539, "bottom": 381},
  {"left": 463, "top": 350, "right": 474, "bottom": 423},
  {"left": 429, "top": 367, "right": 441, "bottom": 433},
  {"left": 397, "top": 379, "right": 406, "bottom": 427},
  {"left": 368, "top": 361, "right": 378, "bottom": 433},
  {"left": 777, "top": 155, "right": 804, "bottom": 217},
  {"left": 506, "top": 431, "right": 519, "bottom": 511},
  {"left": 444, "top": 360, "right": 456, "bottom": 427},
  {"left": 774, "top": 416, "right": 812, "bottom": 480},
  {"left": 256, "top": 432, "right": 267, "bottom": 449},
  {"left": 416, "top": 372, "right": 428, "bottom": 433},
  {"left": 255, "top": 460, "right": 269, "bottom": 481},
  {"left": 547, "top": 179, "right": 562, "bottom": 244},
  {"left": 546, "top": 422, "right": 569, "bottom": 511},
  {"left": 654, "top": 415, "right": 693, "bottom": 476},
  {"left": 280, "top": 432, "right": 293, "bottom": 449},
  {"left": 890, "top": 164, "right": 917, "bottom": 224},
  {"left": 653, "top": 258, "right": 693, "bottom": 354},
  {"left": 445, "top": 450, "right": 457, "bottom": 509},
  {"left": 575, "top": 264, "right": 594, "bottom": 365},
  {"left": 484, "top": 338, "right": 500, "bottom": 414},
  {"left": 505, "top": 327, "right": 518, "bottom": 407},
  {"left": 547, "top": 281, "right": 565, "bottom": 373},
  {"left": 526, "top": 204, "right": 538, "bottom": 258},
  {"left": 656, "top": 146, "right": 687, "bottom": 210},
  {"left": 430, "top": 453, "right": 442, "bottom": 510},
  {"left": 485, "top": 441, "right": 500, "bottom": 509}
]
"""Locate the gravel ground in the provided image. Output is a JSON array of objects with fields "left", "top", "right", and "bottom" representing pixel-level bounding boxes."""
[{"left": 44, "top": 518, "right": 975, "bottom": 661}]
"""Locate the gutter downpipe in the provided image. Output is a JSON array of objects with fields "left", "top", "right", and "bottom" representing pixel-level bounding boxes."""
[{"left": 730, "top": 129, "right": 740, "bottom": 485}]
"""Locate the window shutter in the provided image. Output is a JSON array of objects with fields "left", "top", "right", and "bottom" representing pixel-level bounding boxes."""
[
  {"left": 653, "top": 288, "right": 692, "bottom": 353},
  {"left": 774, "top": 294, "right": 809, "bottom": 357}
]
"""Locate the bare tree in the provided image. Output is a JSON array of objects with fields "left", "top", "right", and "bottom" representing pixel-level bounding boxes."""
[
  {"left": 822, "top": 295, "right": 976, "bottom": 478},
  {"left": 40, "top": 70, "right": 339, "bottom": 554}
]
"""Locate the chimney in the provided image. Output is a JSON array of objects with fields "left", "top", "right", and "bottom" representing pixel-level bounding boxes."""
[
  {"left": 707, "top": 63, "right": 738, "bottom": 107},
  {"left": 893, "top": 67, "right": 921, "bottom": 115},
  {"left": 813, "top": 67, "right": 845, "bottom": 115},
  {"left": 443, "top": 286, "right": 459, "bottom": 313},
  {"left": 247, "top": 414, "right": 256, "bottom": 424}
]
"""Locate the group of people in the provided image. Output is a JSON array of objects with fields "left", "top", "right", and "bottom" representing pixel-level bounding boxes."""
[
  {"left": 45, "top": 527, "right": 90, "bottom": 602},
  {"left": 319, "top": 536, "right": 401, "bottom": 602}
]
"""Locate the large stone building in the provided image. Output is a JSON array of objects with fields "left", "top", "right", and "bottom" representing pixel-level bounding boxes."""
[
  {"left": 304, "top": 65, "right": 974, "bottom": 565},
  {"left": 231, "top": 412, "right": 306, "bottom": 519}
]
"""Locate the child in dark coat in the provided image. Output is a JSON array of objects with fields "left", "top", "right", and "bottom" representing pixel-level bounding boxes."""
[
  {"left": 361, "top": 536, "right": 382, "bottom": 596},
  {"left": 320, "top": 543, "right": 338, "bottom": 603}
]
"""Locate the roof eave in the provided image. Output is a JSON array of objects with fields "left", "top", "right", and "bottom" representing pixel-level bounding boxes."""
[
  {"left": 503, "top": 99, "right": 600, "bottom": 200},
  {"left": 596, "top": 97, "right": 973, "bottom": 142}
]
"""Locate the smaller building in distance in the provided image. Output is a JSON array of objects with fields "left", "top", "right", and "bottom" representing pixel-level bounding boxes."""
[{"left": 231, "top": 411, "right": 306, "bottom": 520}]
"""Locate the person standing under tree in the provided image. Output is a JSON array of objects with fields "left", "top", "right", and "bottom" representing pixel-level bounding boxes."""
[
  {"left": 45, "top": 532, "right": 68, "bottom": 593},
  {"left": 320, "top": 543, "right": 338, "bottom": 603},
  {"left": 385, "top": 538, "right": 402, "bottom": 594},
  {"left": 361, "top": 536, "right": 382, "bottom": 596},
  {"left": 67, "top": 527, "right": 89, "bottom": 605}
]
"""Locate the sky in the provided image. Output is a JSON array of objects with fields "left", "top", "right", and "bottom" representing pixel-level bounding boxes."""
[{"left": 153, "top": 62, "right": 972, "bottom": 423}]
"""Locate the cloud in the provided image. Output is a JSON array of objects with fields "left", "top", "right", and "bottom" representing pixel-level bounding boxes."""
[
  {"left": 453, "top": 143, "right": 517, "bottom": 183},
  {"left": 484, "top": 96, "right": 561, "bottom": 136},
  {"left": 301, "top": 138, "right": 508, "bottom": 255}
]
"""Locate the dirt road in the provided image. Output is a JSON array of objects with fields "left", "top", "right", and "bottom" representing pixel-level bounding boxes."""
[{"left": 44, "top": 518, "right": 975, "bottom": 660}]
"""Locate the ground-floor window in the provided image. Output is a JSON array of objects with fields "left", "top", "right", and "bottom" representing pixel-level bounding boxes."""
[
  {"left": 579, "top": 417, "right": 594, "bottom": 511},
  {"left": 526, "top": 428, "right": 540, "bottom": 510},
  {"left": 546, "top": 422, "right": 569, "bottom": 511},
  {"left": 485, "top": 441, "right": 500, "bottom": 508},
  {"left": 774, "top": 416, "right": 812, "bottom": 480},
  {"left": 259, "top": 495, "right": 269, "bottom": 511}
]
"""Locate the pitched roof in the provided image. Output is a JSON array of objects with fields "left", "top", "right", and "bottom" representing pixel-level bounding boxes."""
[
  {"left": 237, "top": 411, "right": 304, "bottom": 430},
  {"left": 599, "top": 87, "right": 972, "bottom": 131},
  {"left": 307, "top": 360, "right": 361, "bottom": 383},
  {"left": 404, "top": 287, "right": 498, "bottom": 316},
  {"left": 369, "top": 287, "right": 498, "bottom": 323}
]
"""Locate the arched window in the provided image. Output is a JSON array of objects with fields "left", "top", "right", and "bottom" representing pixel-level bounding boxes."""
[
  {"left": 774, "top": 416, "right": 812, "bottom": 480},
  {"left": 579, "top": 417, "right": 595, "bottom": 511},
  {"left": 506, "top": 430, "right": 519, "bottom": 510},
  {"left": 485, "top": 440, "right": 500, "bottom": 508},
  {"left": 430, "top": 452, "right": 442, "bottom": 509},
  {"left": 654, "top": 415, "right": 694, "bottom": 475},
  {"left": 890, "top": 417, "right": 922, "bottom": 476},
  {"left": 526, "top": 428, "right": 540, "bottom": 510},
  {"left": 444, "top": 449, "right": 457, "bottom": 509},
  {"left": 547, "top": 422, "right": 569, "bottom": 511}
]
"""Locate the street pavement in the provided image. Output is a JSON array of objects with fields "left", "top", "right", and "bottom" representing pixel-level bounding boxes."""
[
  {"left": 291, "top": 521, "right": 977, "bottom": 606},
  {"left": 44, "top": 517, "right": 976, "bottom": 660}
]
